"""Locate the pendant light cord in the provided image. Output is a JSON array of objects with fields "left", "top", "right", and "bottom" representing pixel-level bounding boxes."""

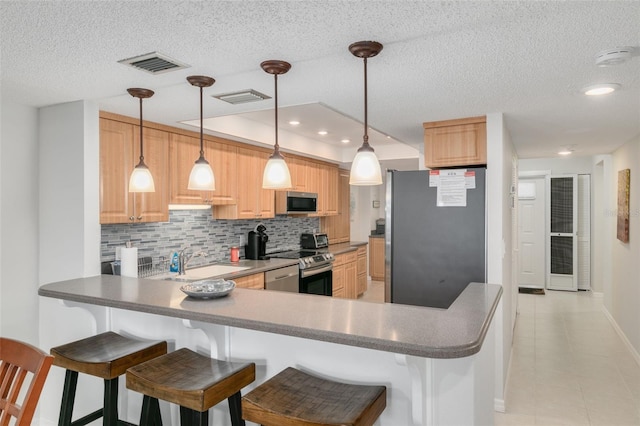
[
  {"left": 274, "top": 73, "right": 280, "bottom": 153},
  {"left": 199, "top": 86, "right": 205, "bottom": 157},
  {"left": 362, "top": 56, "right": 369, "bottom": 148},
  {"left": 138, "top": 97, "right": 144, "bottom": 162}
]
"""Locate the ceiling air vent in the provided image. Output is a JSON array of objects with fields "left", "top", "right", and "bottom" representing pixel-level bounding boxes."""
[
  {"left": 118, "top": 52, "right": 190, "bottom": 75},
  {"left": 213, "top": 89, "right": 271, "bottom": 105}
]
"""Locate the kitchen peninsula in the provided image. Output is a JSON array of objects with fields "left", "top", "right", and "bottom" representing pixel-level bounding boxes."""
[{"left": 39, "top": 275, "right": 502, "bottom": 425}]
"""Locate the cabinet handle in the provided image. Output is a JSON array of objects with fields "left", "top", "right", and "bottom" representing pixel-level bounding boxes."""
[
  {"left": 137, "top": 216, "right": 143, "bottom": 220},
  {"left": 129, "top": 216, "right": 135, "bottom": 221}
]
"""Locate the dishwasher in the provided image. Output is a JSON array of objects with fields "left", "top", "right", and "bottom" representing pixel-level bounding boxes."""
[{"left": 264, "top": 264, "right": 299, "bottom": 293}]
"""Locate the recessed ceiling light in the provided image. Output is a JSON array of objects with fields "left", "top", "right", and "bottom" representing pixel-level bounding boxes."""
[
  {"left": 289, "top": 120, "right": 300, "bottom": 125},
  {"left": 341, "top": 139, "right": 350, "bottom": 144},
  {"left": 583, "top": 83, "right": 620, "bottom": 96},
  {"left": 558, "top": 150, "right": 573, "bottom": 156},
  {"left": 318, "top": 130, "right": 328, "bottom": 136}
]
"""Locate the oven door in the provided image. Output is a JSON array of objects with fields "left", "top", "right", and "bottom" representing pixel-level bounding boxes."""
[{"left": 299, "top": 264, "right": 332, "bottom": 296}]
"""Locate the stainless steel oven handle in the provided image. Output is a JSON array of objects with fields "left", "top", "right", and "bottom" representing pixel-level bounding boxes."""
[{"left": 300, "top": 263, "right": 333, "bottom": 278}]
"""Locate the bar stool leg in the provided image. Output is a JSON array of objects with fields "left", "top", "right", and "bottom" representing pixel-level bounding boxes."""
[
  {"left": 227, "top": 391, "right": 245, "bottom": 426},
  {"left": 103, "top": 378, "right": 119, "bottom": 426},
  {"left": 140, "top": 395, "right": 162, "bottom": 426},
  {"left": 179, "top": 406, "right": 208, "bottom": 426},
  {"left": 58, "top": 370, "right": 78, "bottom": 426}
]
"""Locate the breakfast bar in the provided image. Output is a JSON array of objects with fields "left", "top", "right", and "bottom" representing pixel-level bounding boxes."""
[{"left": 39, "top": 276, "right": 502, "bottom": 426}]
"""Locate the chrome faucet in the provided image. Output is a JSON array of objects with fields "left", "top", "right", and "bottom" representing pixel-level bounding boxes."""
[{"left": 178, "top": 248, "right": 208, "bottom": 275}]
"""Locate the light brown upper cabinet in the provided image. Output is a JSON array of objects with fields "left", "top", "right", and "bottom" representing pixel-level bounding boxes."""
[
  {"left": 215, "top": 147, "right": 275, "bottom": 220},
  {"left": 99, "top": 117, "right": 169, "bottom": 224},
  {"left": 310, "top": 162, "right": 339, "bottom": 217},
  {"left": 423, "top": 116, "right": 486, "bottom": 168},
  {"left": 287, "top": 155, "right": 308, "bottom": 192},
  {"left": 321, "top": 169, "right": 350, "bottom": 243},
  {"left": 169, "top": 133, "right": 237, "bottom": 205}
]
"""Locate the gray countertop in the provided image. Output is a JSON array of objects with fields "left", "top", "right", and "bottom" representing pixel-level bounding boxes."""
[{"left": 38, "top": 274, "right": 501, "bottom": 359}]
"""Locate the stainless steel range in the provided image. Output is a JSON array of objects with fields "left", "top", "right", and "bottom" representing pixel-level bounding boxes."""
[{"left": 269, "top": 233, "right": 334, "bottom": 296}]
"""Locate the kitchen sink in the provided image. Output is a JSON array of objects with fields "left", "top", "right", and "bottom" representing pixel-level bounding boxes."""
[
  {"left": 183, "top": 264, "right": 250, "bottom": 279},
  {"left": 154, "top": 264, "right": 251, "bottom": 282}
]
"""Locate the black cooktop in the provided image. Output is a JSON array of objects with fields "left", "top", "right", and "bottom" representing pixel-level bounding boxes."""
[{"left": 268, "top": 249, "right": 322, "bottom": 259}]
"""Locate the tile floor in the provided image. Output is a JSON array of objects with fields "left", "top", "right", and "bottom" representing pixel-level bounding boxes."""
[
  {"left": 359, "top": 281, "right": 640, "bottom": 424},
  {"left": 496, "top": 290, "right": 640, "bottom": 426}
]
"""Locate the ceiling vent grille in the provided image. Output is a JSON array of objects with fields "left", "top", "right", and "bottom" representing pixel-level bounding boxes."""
[
  {"left": 118, "top": 52, "right": 190, "bottom": 74},
  {"left": 213, "top": 89, "right": 271, "bottom": 105}
]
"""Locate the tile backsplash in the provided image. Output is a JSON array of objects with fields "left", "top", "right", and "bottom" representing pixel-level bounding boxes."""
[{"left": 101, "top": 210, "right": 320, "bottom": 267}]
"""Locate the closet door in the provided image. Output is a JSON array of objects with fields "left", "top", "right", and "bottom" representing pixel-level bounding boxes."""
[{"left": 547, "top": 175, "right": 578, "bottom": 291}]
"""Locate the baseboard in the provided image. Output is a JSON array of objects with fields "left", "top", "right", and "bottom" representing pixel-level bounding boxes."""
[
  {"left": 592, "top": 291, "right": 604, "bottom": 298},
  {"left": 494, "top": 398, "right": 506, "bottom": 413},
  {"left": 602, "top": 306, "right": 640, "bottom": 367}
]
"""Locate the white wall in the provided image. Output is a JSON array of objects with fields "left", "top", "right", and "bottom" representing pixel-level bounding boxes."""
[
  {"left": 38, "top": 101, "right": 103, "bottom": 425},
  {"left": 0, "top": 99, "right": 40, "bottom": 345},
  {"left": 486, "top": 112, "right": 516, "bottom": 410},
  {"left": 607, "top": 135, "right": 640, "bottom": 357},
  {"left": 519, "top": 156, "right": 594, "bottom": 175}
]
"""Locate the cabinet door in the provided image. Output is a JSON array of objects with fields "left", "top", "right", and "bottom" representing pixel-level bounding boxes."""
[
  {"left": 234, "top": 273, "right": 265, "bottom": 289},
  {"left": 321, "top": 169, "right": 350, "bottom": 243},
  {"left": 332, "top": 262, "right": 346, "bottom": 298},
  {"left": 357, "top": 245, "right": 367, "bottom": 295},
  {"left": 288, "top": 156, "right": 307, "bottom": 192},
  {"left": 169, "top": 134, "right": 205, "bottom": 205},
  {"left": 100, "top": 118, "right": 135, "bottom": 224},
  {"left": 345, "top": 258, "right": 357, "bottom": 299},
  {"left": 321, "top": 164, "right": 339, "bottom": 216},
  {"left": 369, "top": 237, "right": 385, "bottom": 281},
  {"left": 256, "top": 150, "right": 275, "bottom": 218},
  {"left": 133, "top": 127, "right": 169, "bottom": 223},
  {"left": 423, "top": 116, "right": 486, "bottom": 168},
  {"left": 169, "top": 135, "right": 238, "bottom": 206},
  {"left": 208, "top": 141, "right": 237, "bottom": 205},
  {"left": 221, "top": 147, "right": 274, "bottom": 220}
]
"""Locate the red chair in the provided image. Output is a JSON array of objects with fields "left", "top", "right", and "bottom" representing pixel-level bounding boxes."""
[{"left": 0, "top": 337, "right": 54, "bottom": 425}]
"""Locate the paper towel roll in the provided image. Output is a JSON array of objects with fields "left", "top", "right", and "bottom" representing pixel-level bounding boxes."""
[{"left": 120, "top": 247, "right": 138, "bottom": 277}]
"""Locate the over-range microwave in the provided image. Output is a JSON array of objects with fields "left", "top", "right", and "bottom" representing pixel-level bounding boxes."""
[{"left": 275, "top": 191, "right": 318, "bottom": 214}]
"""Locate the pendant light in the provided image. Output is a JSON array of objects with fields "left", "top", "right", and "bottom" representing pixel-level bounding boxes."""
[
  {"left": 187, "top": 75, "right": 216, "bottom": 190},
  {"left": 348, "top": 41, "right": 383, "bottom": 186},
  {"left": 260, "top": 60, "right": 292, "bottom": 189},
  {"left": 128, "top": 88, "right": 156, "bottom": 192}
]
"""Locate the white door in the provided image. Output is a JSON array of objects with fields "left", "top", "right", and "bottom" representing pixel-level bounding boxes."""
[
  {"left": 577, "top": 175, "right": 591, "bottom": 290},
  {"left": 547, "top": 174, "right": 578, "bottom": 291},
  {"left": 518, "top": 177, "right": 546, "bottom": 288}
]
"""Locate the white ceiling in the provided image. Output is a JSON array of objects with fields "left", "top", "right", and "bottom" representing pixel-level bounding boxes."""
[{"left": 2, "top": 1, "right": 639, "bottom": 164}]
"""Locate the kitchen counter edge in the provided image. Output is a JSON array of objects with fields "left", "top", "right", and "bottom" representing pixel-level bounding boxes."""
[{"left": 38, "top": 276, "right": 502, "bottom": 359}]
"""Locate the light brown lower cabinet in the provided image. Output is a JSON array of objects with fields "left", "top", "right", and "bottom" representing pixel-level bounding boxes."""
[
  {"left": 356, "top": 245, "right": 367, "bottom": 296},
  {"left": 333, "top": 251, "right": 357, "bottom": 299},
  {"left": 369, "top": 237, "right": 385, "bottom": 281},
  {"left": 233, "top": 273, "right": 265, "bottom": 290}
]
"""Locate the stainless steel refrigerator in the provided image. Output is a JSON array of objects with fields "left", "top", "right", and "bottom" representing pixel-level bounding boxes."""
[{"left": 385, "top": 168, "right": 486, "bottom": 308}]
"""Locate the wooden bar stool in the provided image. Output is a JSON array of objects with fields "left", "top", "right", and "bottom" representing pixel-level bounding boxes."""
[
  {"left": 242, "top": 367, "right": 387, "bottom": 426},
  {"left": 126, "top": 348, "right": 255, "bottom": 426},
  {"left": 50, "top": 331, "right": 167, "bottom": 426}
]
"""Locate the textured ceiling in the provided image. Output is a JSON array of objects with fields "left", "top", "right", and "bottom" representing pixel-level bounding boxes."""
[{"left": 1, "top": 1, "right": 639, "bottom": 161}]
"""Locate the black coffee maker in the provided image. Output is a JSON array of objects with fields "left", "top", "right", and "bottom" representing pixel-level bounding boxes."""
[{"left": 245, "top": 224, "right": 268, "bottom": 260}]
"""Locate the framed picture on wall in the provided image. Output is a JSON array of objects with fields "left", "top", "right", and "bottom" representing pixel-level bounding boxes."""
[{"left": 617, "top": 169, "right": 630, "bottom": 243}]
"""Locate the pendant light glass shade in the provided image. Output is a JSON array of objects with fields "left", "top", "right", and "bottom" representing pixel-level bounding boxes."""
[
  {"left": 350, "top": 145, "right": 383, "bottom": 185},
  {"left": 129, "top": 164, "right": 155, "bottom": 192},
  {"left": 261, "top": 60, "right": 292, "bottom": 190},
  {"left": 263, "top": 151, "right": 292, "bottom": 189},
  {"left": 127, "top": 88, "right": 156, "bottom": 193},
  {"left": 187, "top": 76, "right": 216, "bottom": 191},
  {"left": 348, "top": 41, "right": 383, "bottom": 186},
  {"left": 188, "top": 157, "right": 215, "bottom": 190}
]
